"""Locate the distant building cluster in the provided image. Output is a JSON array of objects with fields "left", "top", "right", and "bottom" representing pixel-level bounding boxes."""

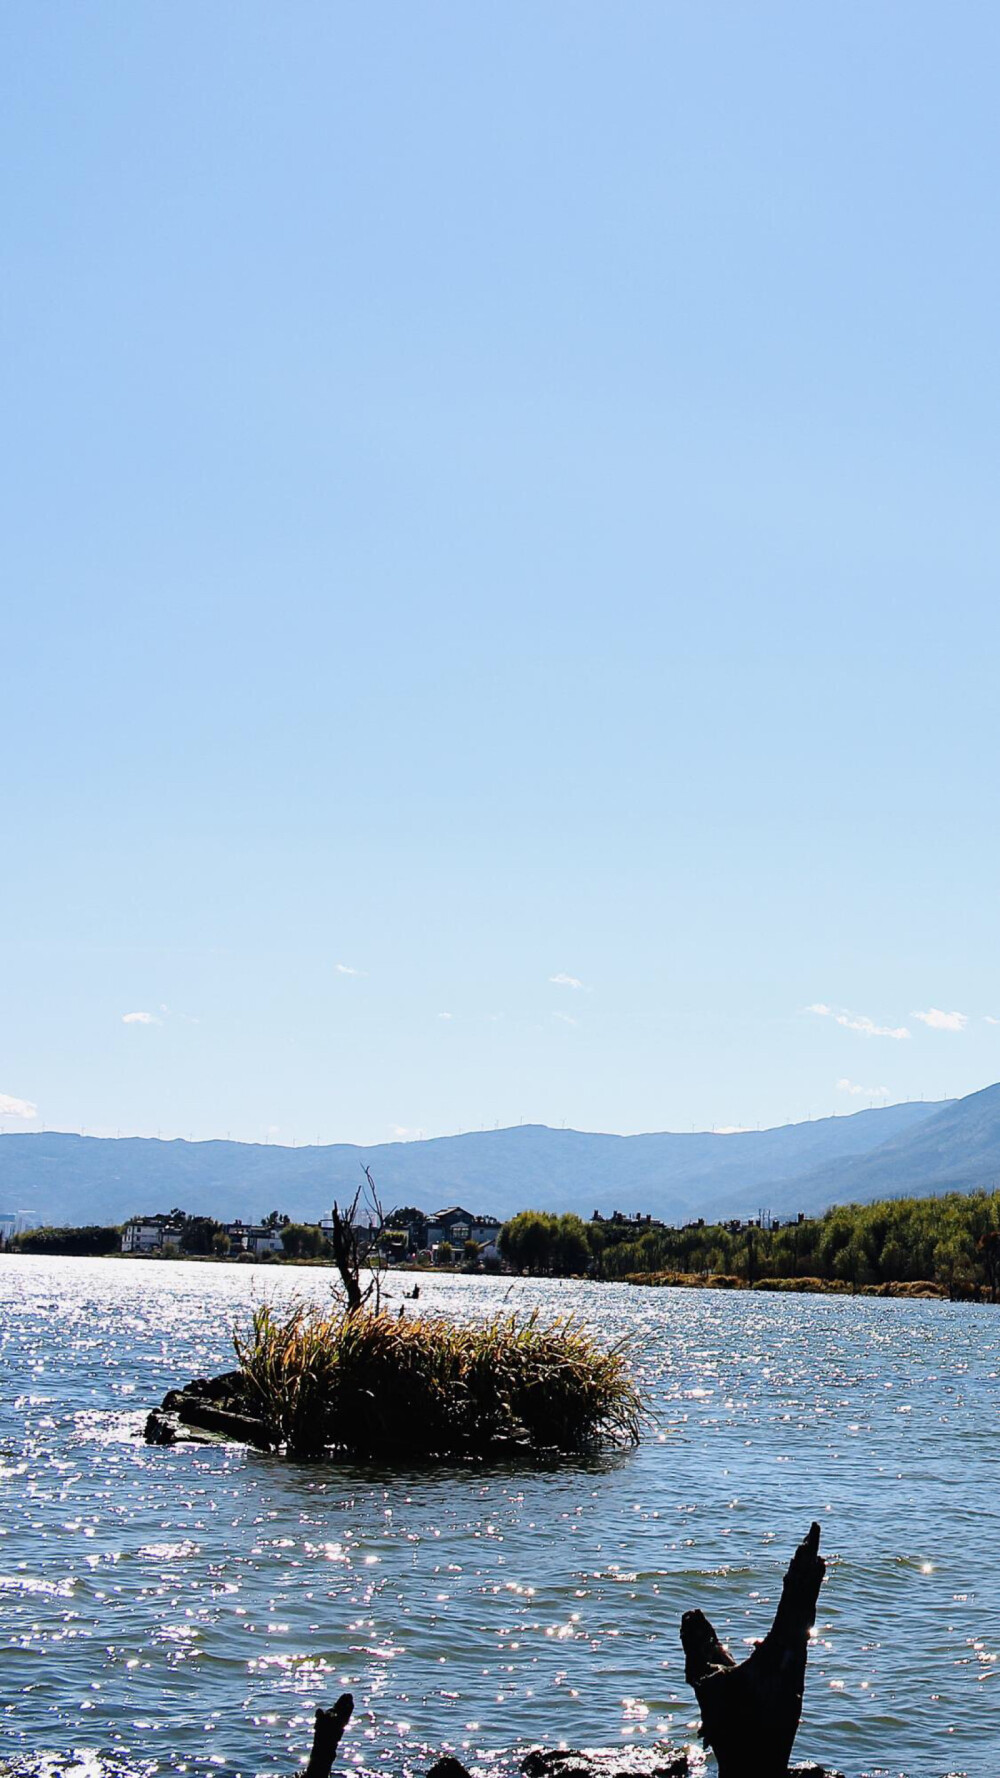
[
  {"left": 120, "top": 1215, "right": 289, "bottom": 1256},
  {"left": 591, "top": 1210, "right": 665, "bottom": 1226},
  {"left": 0, "top": 1212, "right": 40, "bottom": 1247},
  {"left": 120, "top": 1202, "right": 504, "bottom": 1263}
]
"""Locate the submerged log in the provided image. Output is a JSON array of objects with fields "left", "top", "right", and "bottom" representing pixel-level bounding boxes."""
[
  {"left": 680, "top": 1521, "right": 827, "bottom": 1778},
  {"left": 176, "top": 1397, "right": 272, "bottom": 1446},
  {"left": 143, "top": 1372, "right": 272, "bottom": 1450}
]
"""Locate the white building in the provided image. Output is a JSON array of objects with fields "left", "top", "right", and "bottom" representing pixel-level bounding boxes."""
[
  {"left": 121, "top": 1215, "right": 184, "bottom": 1254},
  {"left": 246, "top": 1225, "right": 285, "bottom": 1255},
  {"left": 224, "top": 1221, "right": 285, "bottom": 1255}
]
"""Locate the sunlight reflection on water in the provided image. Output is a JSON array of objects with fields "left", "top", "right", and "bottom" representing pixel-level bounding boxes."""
[{"left": 1, "top": 1256, "right": 999, "bottom": 1777}]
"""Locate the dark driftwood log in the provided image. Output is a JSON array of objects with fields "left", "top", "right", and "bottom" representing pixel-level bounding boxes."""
[
  {"left": 680, "top": 1521, "right": 826, "bottom": 1778},
  {"left": 303, "top": 1692, "right": 354, "bottom": 1778}
]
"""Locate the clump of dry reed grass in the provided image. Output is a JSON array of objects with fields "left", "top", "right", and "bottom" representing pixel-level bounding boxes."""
[
  {"left": 233, "top": 1303, "right": 641, "bottom": 1460},
  {"left": 625, "top": 1270, "right": 745, "bottom": 1289}
]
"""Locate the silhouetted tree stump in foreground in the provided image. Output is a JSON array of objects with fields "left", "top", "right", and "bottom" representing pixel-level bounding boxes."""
[
  {"left": 302, "top": 1525, "right": 830, "bottom": 1778},
  {"left": 681, "top": 1521, "right": 826, "bottom": 1778},
  {"left": 303, "top": 1694, "right": 354, "bottom": 1778}
]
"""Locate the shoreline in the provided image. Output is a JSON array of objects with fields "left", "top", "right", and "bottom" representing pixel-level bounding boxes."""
[
  {"left": 624, "top": 1270, "right": 978, "bottom": 1301},
  {"left": 0, "top": 1248, "right": 991, "bottom": 1302},
  {"left": 2, "top": 1247, "right": 995, "bottom": 1307}
]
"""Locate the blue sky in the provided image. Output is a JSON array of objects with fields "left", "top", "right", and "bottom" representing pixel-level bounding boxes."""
[{"left": 2, "top": 4, "right": 999, "bottom": 1145}]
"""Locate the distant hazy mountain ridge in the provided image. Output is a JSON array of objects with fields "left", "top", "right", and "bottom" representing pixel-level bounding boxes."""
[{"left": 5, "top": 1088, "right": 998, "bottom": 1230}]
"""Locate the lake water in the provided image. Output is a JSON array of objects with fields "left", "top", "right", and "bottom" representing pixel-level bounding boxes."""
[{"left": 0, "top": 1257, "right": 998, "bottom": 1778}]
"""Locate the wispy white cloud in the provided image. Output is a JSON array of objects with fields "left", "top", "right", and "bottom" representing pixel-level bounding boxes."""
[
  {"left": 552, "top": 1010, "right": 579, "bottom": 1026},
  {"left": 437, "top": 1011, "right": 453, "bottom": 1020},
  {"left": 714, "top": 1124, "right": 751, "bottom": 1134},
  {"left": 0, "top": 1093, "right": 38, "bottom": 1120},
  {"left": 549, "top": 972, "right": 588, "bottom": 991},
  {"left": 806, "top": 1004, "right": 910, "bottom": 1040},
  {"left": 335, "top": 962, "right": 365, "bottom": 977},
  {"left": 839, "top": 1013, "right": 910, "bottom": 1039},
  {"left": 125, "top": 1005, "right": 200, "bottom": 1027},
  {"left": 392, "top": 1125, "right": 426, "bottom": 1141},
  {"left": 912, "top": 1007, "right": 967, "bottom": 1032},
  {"left": 986, "top": 1015, "right": 1000, "bottom": 1026},
  {"left": 837, "top": 1077, "right": 889, "bottom": 1098}
]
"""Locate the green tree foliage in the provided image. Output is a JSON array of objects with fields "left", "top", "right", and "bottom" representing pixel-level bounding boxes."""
[
  {"left": 280, "top": 1222, "right": 330, "bottom": 1259},
  {"left": 10, "top": 1224, "right": 121, "bottom": 1257},
  {"left": 499, "top": 1212, "right": 550, "bottom": 1271},
  {"left": 500, "top": 1211, "right": 592, "bottom": 1275},
  {"left": 570, "top": 1190, "right": 1000, "bottom": 1296},
  {"left": 499, "top": 1190, "right": 1000, "bottom": 1295},
  {"left": 179, "top": 1216, "right": 224, "bottom": 1256},
  {"left": 386, "top": 1206, "right": 427, "bottom": 1228},
  {"left": 379, "top": 1229, "right": 411, "bottom": 1258}
]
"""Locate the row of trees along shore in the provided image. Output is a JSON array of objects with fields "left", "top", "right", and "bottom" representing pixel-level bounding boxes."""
[
  {"left": 11, "top": 1190, "right": 1000, "bottom": 1299},
  {"left": 500, "top": 1192, "right": 1000, "bottom": 1299}
]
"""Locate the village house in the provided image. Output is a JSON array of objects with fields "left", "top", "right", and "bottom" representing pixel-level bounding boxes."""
[
  {"left": 121, "top": 1214, "right": 286, "bottom": 1256},
  {"left": 223, "top": 1221, "right": 286, "bottom": 1256},
  {"left": 382, "top": 1203, "right": 502, "bottom": 1257},
  {"left": 423, "top": 1205, "right": 503, "bottom": 1254},
  {"left": 120, "top": 1214, "right": 185, "bottom": 1254}
]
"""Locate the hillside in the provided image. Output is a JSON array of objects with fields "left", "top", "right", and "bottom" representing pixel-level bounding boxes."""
[
  {"left": 0, "top": 1095, "right": 950, "bottom": 1229},
  {"left": 744, "top": 1080, "right": 1000, "bottom": 1218}
]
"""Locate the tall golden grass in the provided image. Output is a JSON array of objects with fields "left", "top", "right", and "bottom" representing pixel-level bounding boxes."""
[{"left": 233, "top": 1303, "right": 641, "bottom": 1460}]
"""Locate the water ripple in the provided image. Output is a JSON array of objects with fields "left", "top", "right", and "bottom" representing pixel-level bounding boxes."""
[{"left": 1, "top": 1257, "right": 999, "bottom": 1776}]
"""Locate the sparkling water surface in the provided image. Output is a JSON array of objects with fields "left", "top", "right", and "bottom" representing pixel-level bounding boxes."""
[{"left": 1, "top": 1256, "right": 998, "bottom": 1778}]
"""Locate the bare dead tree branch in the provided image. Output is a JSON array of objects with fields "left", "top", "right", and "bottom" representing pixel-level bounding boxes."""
[{"left": 329, "top": 1167, "right": 387, "bottom": 1313}]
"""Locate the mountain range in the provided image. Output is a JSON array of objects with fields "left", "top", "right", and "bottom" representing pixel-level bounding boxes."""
[{"left": 5, "top": 1082, "right": 1000, "bottom": 1230}]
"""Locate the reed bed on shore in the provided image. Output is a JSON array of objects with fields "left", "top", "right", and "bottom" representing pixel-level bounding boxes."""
[
  {"left": 233, "top": 1303, "right": 641, "bottom": 1460},
  {"left": 626, "top": 1270, "right": 949, "bottom": 1298},
  {"left": 625, "top": 1270, "right": 744, "bottom": 1289}
]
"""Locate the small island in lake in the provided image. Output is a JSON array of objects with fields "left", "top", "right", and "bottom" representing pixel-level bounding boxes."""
[{"left": 146, "top": 1301, "right": 641, "bottom": 1461}]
